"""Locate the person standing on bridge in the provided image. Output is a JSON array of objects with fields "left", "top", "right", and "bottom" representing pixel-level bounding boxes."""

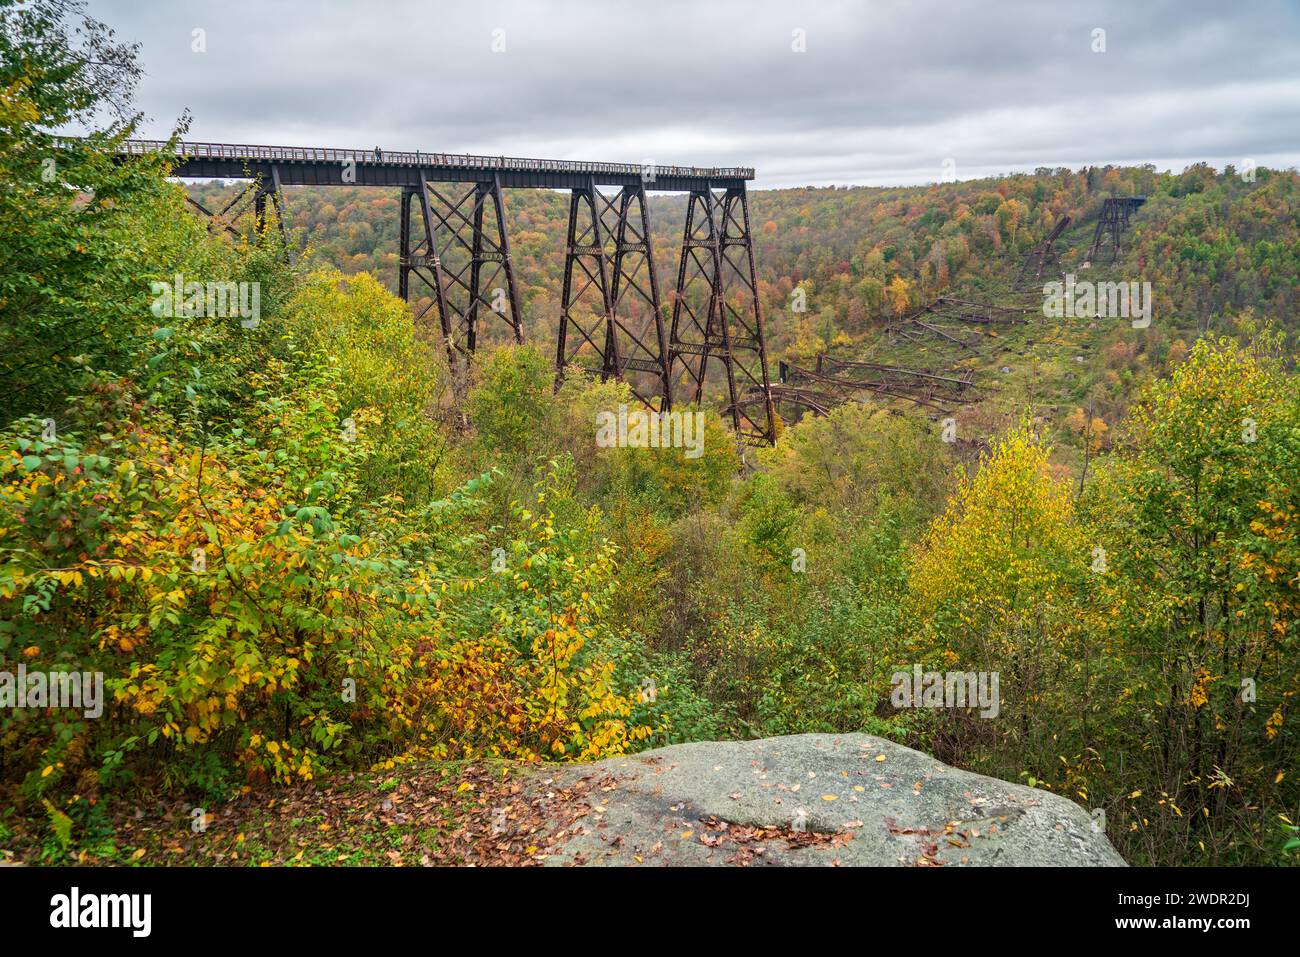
[{"left": 374, "top": 145, "right": 382, "bottom": 162}]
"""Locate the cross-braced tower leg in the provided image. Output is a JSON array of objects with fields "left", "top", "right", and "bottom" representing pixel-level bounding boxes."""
[
  {"left": 399, "top": 179, "right": 455, "bottom": 374},
  {"left": 555, "top": 179, "right": 672, "bottom": 408},
  {"left": 1085, "top": 198, "right": 1143, "bottom": 264},
  {"left": 1086, "top": 206, "right": 1121, "bottom": 263},
  {"left": 399, "top": 185, "right": 412, "bottom": 301},
  {"left": 399, "top": 176, "right": 523, "bottom": 384},
  {"left": 488, "top": 176, "right": 525, "bottom": 346},
  {"left": 252, "top": 166, "right": 288, "bottom": 250},
  {"left": 184, "top": 165, "right": 286, "bottom": 250},
  {"left": 668, "top": 183, "right": 775, "bottom": 445},
  {"left": 432, "top": 177, "right": 525, "bottom": 358},
  {"left": 557, "top": 180, "right": 616, "bottom": 389}
]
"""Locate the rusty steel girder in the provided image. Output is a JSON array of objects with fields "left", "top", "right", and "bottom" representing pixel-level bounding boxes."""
[
  {"left": 782, "top": 358, "right": 976, "bottom": 414},
  {"left": 1015, "top": 214, "right": 1071, "bottom": 287},
  {"left": 728, "top": 383, "right": 835, "bottom": 426}
]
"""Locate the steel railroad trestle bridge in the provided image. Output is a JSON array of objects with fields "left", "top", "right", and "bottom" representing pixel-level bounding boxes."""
[{"left": 113, "top": 139, "right": 776, "bottom": 445}]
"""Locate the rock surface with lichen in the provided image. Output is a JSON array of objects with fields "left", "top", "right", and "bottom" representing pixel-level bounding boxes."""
[{"left": 532, "top": 733, "right": 1126, "bottom": 866}]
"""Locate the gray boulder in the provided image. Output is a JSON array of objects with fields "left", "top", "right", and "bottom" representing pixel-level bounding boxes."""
[{"left": 536, "top": 733, "right": 1125, "bottom": 866}]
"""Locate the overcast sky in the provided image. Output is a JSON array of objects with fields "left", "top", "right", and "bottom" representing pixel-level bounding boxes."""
[{"left": 87, "top": 0, "right": 1300, "bottom": 189}]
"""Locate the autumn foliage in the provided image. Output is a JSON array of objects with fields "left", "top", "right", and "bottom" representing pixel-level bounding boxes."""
[{"left": 4, "top": 1, "right": 1299, "bottom": 868}]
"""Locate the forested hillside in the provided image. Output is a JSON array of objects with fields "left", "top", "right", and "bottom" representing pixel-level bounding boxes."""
[
  {"left": 190, "top": 162, "right": 1300, "bottom": 350},
  {"left": 4, "top": 0, "right": 1299, "bottom": 869},
  {"left": 188, "top": 160, "right": 1300, "bottom": 461}
]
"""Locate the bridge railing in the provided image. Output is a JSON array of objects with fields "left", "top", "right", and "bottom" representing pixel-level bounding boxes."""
[{"left": 109, "top": 139, "right": 754, "bottom": 180}]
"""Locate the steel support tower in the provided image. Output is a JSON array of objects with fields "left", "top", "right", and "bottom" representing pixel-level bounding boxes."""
[{"left": 114, "top": 139, "right": 775, "bottom": 444}]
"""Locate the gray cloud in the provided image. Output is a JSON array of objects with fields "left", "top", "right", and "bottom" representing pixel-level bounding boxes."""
[{"left": 88, "top": 0, "right": 1300, "bottom": 187}]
